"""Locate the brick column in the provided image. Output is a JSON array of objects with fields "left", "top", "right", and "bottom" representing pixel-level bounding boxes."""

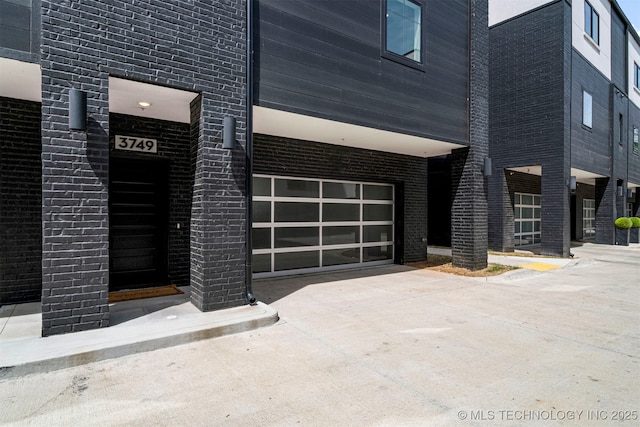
[
  {"left": 540, "top": 163, "right": 571, "bottom": 256},
  {"left": 41, "top": 79, "right": 110, "bottom": 335},
  {"left": 595, "top": 177, "right": 615, "bottom": 244},
  {"left": 451, "top": 0, "right": 489, "bottom": 270},
  {"left": 189, "top": 97, "right": 247, "bottom": 312},
  {"left": 488, "top": 169, "right": 515, "bottom": 252}
]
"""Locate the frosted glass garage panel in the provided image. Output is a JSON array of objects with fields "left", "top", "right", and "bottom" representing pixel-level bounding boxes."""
[
  {"left": 274, "top": 227, "right": 319, "bottom": 248},
  {"left": 253, "top": 201, "right": 271, "bottom": 223},
  {"left": 363, "top": 246, "right": 393, "bottom": 262},
  {"left": 253, "top": 177, "right": 271, "bottom": 196},
  {"left": 322, "top": 226, "right": 360, "bottom": 245},
  {"left": 323, "top": 203, "right": 360, "bottom": 222},
  {"left": 275, "top": 179, "right": 319, "bottom": 198},
  {"left": 252, "top": 254, "right": 271, "bottom": 273},
  {"left": 275, "top": 251, "right": 319, "bottom": 271},
  {"left": 323, "top": 182, "right": 360, "bottom": 199},
  {"left": 252, "top": 228, "right": 271, "bottom": 250},
  {"left": 363, "top": 185, "right": 393, "bottom": 200},
  {"left": 274, "top": 202, "right": 319, "bottom": 222},
  {"left": 323, "top": 248, "right": 361, "bottom": 266},
  {"left": 363, "top": 204, "right": 393, "bottom": 221},
  {"left": 364, "top": 225, "right": 393, "bottom": 243}
]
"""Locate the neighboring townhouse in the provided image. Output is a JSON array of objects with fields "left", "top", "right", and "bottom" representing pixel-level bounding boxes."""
[
  {"left": 488, "top": 0, "right": 640, "bottom": 255},
  {"left": 0, "top": 0, "right": 489, "bottom": 336}
]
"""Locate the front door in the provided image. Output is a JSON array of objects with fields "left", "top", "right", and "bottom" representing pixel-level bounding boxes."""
[{"left": 109, "top": 156, "right": 168, "bottom": 291}]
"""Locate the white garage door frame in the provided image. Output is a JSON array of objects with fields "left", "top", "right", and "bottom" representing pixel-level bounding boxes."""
[{"left": 252, "top": 174, "right": 395, "bottom": 278}]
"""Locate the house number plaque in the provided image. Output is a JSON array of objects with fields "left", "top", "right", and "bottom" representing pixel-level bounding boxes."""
[{"left": 115, "top": 135, "right": 158, "bottom": 153}]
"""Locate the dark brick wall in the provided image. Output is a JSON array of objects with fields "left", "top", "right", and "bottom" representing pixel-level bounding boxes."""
[
  {"left": 489, "top": 0, "right": 571, "bottom": 256},
  {"left": 253, "top": 134, "right": 428, "bottom": 263},
  {"left": 109, "top": 114, "right": 191, "bottom": 287},
  {"left": 0, "top": 97, "right": 41, "bottom": 305},
  {"left": 450, "top": 0, "right": 489, "bottom": 270},
  {"left": 40, "top": 0, "right": 247, "bottom": 335}
]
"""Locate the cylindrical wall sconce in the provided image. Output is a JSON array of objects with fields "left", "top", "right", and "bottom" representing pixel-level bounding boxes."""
[
  {"left": 223, "top": 116, "right": 236, "bottom": 149},
  {"left": 482, "top": 157, "right": 492, "bottom": 176},
  {"left": 69, "top": 89, "right": 87, "bottom": 131}
]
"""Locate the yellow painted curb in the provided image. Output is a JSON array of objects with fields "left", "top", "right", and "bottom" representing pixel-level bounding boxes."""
[{"left": 520, "top": 262, "right": 561, "bottom": 272}]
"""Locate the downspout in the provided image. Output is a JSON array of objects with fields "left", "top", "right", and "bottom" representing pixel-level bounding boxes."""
[{"left": 245, "top": 0, "right": 257, "bottom": 305}]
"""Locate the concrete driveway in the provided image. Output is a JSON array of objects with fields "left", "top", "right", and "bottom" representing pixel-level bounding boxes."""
[{"left": 0, "top": 244, "right": 638, "bottom": 425}]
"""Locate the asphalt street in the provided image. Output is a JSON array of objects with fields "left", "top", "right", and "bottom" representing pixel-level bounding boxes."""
[{"left": 0, "top": 244, "right": 638, "bottom": 426}]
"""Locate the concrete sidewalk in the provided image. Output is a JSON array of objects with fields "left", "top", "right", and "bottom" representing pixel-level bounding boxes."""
[{"left": 0, "top": 288, "right": 278, "bottom": 379}]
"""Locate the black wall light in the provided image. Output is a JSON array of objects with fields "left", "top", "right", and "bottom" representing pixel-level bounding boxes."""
[
  {"left": 482, "top": 157, "right": 492, "bottom": 176},
  {"left": 69, "top": 89, "right": 87, "bottom": 131},
  {"left": 569, "top": 176, "right": 577, "bottom": 194},
  {"left": 223, "top": 116, "right": 236, "bottom": 149}
]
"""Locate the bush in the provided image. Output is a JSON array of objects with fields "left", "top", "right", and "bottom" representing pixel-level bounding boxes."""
[
  {"left": 630, "top": 217, "right": 640, "bottom": 228},
  {"left": 614, "top": 217, "right": 633, "bottom": 229}
]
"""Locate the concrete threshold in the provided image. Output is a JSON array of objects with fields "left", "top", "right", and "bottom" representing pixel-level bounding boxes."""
[{"left": 0, "top": 291, "right": 278, "bottom": 379}]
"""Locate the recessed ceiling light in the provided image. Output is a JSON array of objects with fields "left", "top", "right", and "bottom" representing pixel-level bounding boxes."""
[{"left": 138, "top": 101, "right": 151, "bottom": 108}]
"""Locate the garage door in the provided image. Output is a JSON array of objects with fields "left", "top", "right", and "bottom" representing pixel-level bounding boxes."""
[
  {"left": 514, "top": 192, "right": 541, "bottom": 247},
  {"left": 252, "top": 175, "right": 394, "bottom": 277}
]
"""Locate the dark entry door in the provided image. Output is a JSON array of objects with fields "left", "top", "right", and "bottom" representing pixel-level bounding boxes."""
[{"left": 110, "top": 156, "right": 168, "bottom": 291}]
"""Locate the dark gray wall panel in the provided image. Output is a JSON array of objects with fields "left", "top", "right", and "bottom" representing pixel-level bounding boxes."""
[
  {"left": 570, "top": 51, "right": 612, "bottom": 176},
  {"left": 254, "top": 0, "right": 470, "bottom": 145}
]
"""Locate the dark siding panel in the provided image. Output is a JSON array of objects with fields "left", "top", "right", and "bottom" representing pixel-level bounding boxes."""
[
  {"left": 570, "top": 51, "right": 612, "bottom": 176},
  {"left": 610, "top": 9, "right": 626, "bottom": 92},
  {"left": 255, "top": 0, "right": 469, "bottom": 145},
  {"left": 630, "top": 102, "right": 640, "bottom": 186}
]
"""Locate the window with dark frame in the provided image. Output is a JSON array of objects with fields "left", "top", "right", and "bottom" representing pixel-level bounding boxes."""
[
  {"left": 635, "top": 62, "right": 640, "bottom": 89},
  {"left": 633, "top": 126, "right": 639, "bottom": 154},
  {"left": 383, "top": 0, "right": 423, "bottom": 66},
  {"left": 584, "top": 1, "right": 599, "bottom": 45},
  {"left": 583, "top": 90, "right": 593, "bottom": 128},
  {"left": 619, "top": 114, "right": 624, "bottom": 146}
]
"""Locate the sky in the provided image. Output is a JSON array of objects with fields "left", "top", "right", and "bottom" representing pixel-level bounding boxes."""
[{"left": 616, "top": 0, "right": 640, "bottom": 33}]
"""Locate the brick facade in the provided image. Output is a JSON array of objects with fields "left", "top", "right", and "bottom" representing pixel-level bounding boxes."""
[
  {"left": 253, "top": 134, "right": 428, "bottom": 263},
  {"left": 0, "top": 97, "right": 42, "bottom": 304},
  {"left": 489, "top": 1, "right": 572, "bottom": 256},
  {"left": 39, "top": 0, "right": 247, "bottom": 335}
]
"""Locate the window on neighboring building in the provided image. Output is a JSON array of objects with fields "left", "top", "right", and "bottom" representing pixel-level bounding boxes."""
[
  {"left": 635, "top": 62, "right": 640, "bottom": 89},
  {"left": 583, "top": 90, "right": 593, "bottom": 128},
  {"left": 582, "top": 199, "right": 596, "bottom": 240},
  {"left": 619, "top": 114, "right": 624, "bottom": 146},
  {"left": 584, "top": 1, "right": 599, "bottom": 45},
  {"left": 634, "top": 126, "right": 639, "bottom": 154},
  {"left": 384, "top": 0, "right": 423, "bottom": 65}
]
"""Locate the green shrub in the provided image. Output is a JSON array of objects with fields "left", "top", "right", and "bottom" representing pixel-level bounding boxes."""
[
  {"left": 631, "top": 217, "right": 640, "bottom": 228},
  {"left": 614, "top": 217, "right": 633, "bottom": 229}
]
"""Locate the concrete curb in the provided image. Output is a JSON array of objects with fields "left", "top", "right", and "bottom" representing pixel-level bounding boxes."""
[{"left": 0, "top": 302, "right": 278, "bottom": 380}]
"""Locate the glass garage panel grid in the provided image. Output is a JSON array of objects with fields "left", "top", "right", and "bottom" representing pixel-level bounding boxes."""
[
  {"left": 252, "top": 175, "right": 394, "bottom": 277},
  {"left": 514, "top": 192, "right": 541, "bottom": 247},
  {"left": 582, "top": 199, "right": 595, "bottom": 240}
]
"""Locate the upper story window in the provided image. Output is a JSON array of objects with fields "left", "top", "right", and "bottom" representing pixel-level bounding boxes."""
[
  {"left": 383, "top": 0, "right": 424, "bottom": 68},
  {"left": 584, "top": 1, "right": 599, "bottom": 45},
  {"left": 582, "top": 90, "right": 593, "bottom": 128},
  {"left": 633, "top": 126, "right": 639, "bottom": 154},
  {"left": 634, "top": 62, "right": 640, "bottom": 90}
]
